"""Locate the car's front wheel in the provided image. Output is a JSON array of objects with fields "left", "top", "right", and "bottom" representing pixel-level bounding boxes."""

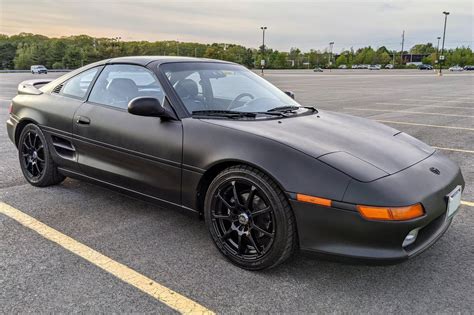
[
  {"left": 18, "top": 124, "right": 65, "bottom": 187},
  {"left": 204, "top": 165, "right": 297, "bottom": 270}
]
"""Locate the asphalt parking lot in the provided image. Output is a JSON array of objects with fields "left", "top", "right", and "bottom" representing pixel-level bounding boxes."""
[{"left": 1, "top": 70, "right": 473, "bottom": 313}]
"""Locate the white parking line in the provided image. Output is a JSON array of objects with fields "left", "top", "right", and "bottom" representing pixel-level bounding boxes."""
[
  {"left": 345, "top": 108, "right": 474, "bottom": 118},
  {"left": 376, "top": 102, "right": 474, "bottom": 110},
  {"left": 402, "top": 99, "right": 474, "bottom": 104},
  {"left": 374, "top": 120, "right": 474, "bottom": 131}
]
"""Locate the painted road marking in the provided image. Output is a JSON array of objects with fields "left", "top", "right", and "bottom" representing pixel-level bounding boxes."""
[
  {"left": 346, "top": 108, "right": 474, "bottom": 118},
  {"left": 432, "top": 147, "right": 474, "bottom": 154},
  {"left": 374, "top": 120, "right": 474, "bottom": 131},
  {"left": 402, "top": 98, "right": 474, "bottom": 103},
  {"left": 0, "top": 202, "right": 214, "bottom": 315},
  {"left": 376, "top": 102, "right": 474, "bottom": 110},
  {"left": 462, "top": 201, "right": 474, "bottom": 207}
]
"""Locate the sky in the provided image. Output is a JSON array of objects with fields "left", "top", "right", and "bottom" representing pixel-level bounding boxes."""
[{"left": 0, "top": 0, "right": 472, "bottom": 52}]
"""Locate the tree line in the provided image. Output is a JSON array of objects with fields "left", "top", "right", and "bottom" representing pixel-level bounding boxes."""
[{"left": 0, "top": 33, "right": 472, "bottom": 70}]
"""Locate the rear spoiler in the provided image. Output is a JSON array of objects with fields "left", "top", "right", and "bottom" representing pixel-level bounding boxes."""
[{"left": 18, "top": 79, "right": 53, "bottom": 95}]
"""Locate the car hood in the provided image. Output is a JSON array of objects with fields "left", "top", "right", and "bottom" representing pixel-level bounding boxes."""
[{"left": 202, "top": 110, "right": 435, "bottom": 182}]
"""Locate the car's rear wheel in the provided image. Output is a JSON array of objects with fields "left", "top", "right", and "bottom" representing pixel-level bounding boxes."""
[
  {"left": 18, "top": 124, "right": 65, "bottom": 187},
  {"left": 204, "top": 165, "right": 297, "bottom": 270}
]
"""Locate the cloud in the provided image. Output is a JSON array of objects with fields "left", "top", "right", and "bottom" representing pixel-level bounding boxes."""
[{"left": 1, "top": 0, "right": 472, "bottom": 51}]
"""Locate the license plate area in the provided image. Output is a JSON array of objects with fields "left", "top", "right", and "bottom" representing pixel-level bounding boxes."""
[{"left": 446, "top": 185, "right": 462, "bottom": 218}]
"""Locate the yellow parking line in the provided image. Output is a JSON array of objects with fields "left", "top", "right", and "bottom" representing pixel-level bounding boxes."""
[
  {"left": 462, "top": 201, "right": 474, "bottom": 207},
  {"left": 433, "top": 147, "right": 474, "bottom": 154},
  {"left": 374, "top": 120, "right": 474, "bottom": 131},
  {"left": 0, "top": 202, "right": 214, "bottom": 315},
  {"left": 345, "top": 108, "right": 474, "bottom": 118}
]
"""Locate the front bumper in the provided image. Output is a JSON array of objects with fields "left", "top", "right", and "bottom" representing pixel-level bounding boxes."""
[{"left": 291, "top": 150, "right": 465, "bottom": 262}]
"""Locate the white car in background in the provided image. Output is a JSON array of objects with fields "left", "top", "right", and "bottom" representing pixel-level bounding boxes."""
[
  {"left": 368, "top": 65, "right": 381, "bottom": 70},
  {"left": 30, "top": 65, "right": 48, "bottom": 74},
  {"left": 385, "top": 64, "right": 394, "bottom": 69},
  {"left": 449, "top": 65, "right": 464, "bottom": 71}
]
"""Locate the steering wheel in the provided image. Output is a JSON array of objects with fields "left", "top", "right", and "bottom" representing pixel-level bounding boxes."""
[{"left": 227, "top": 93, "right": 254, "bottom": 110}]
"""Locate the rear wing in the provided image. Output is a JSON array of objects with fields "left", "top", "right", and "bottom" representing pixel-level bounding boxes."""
[{"left": 18, "top": 79, "right": 53, "bottom": 95}]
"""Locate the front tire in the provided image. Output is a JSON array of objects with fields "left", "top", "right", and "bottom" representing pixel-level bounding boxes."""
[
  {"left": 204, "top": 165, "right": 297, "bottom": 270},
  {"left": 18, "top": 124, "right": 65, "bottom": 187}
]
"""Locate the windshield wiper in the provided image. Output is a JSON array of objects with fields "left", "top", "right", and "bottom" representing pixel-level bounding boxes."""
[
  {"left": 267, "top": 105, "right": 300, "bottom": 113},
  {"left": 192, "top": 109, "right": 289, "bottom": 119},
  {"left": 192, "top": 110, "right": 257, "bottom": 118}
]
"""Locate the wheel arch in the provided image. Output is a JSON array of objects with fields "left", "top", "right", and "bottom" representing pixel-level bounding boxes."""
[
  {"left": 195, "top": 159, "right": 289, "bottom": 215},
  {"left": 14, "top": 118, "right": 39, "bottom": 147}
]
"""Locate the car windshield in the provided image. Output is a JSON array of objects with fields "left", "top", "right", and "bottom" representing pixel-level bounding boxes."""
[{"left": 160, "top": 62, "right": 300, "bottom": 114}]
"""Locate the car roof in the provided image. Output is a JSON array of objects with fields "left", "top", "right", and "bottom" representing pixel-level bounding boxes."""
[{"left": 105, "top": 56, "right": 233, "bottom": 66}]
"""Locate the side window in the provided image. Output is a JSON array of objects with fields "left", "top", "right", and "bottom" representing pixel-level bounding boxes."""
[
  {"left": 88, "top": 64, "right": 165, "bottom": 110},
  {"left": 61, "top": 67, "right": 99, "bottom": 99}
]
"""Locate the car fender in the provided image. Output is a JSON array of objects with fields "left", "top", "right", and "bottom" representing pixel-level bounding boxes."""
[{"left": 181, "top": 118, "right": 352, "bottom": 210}]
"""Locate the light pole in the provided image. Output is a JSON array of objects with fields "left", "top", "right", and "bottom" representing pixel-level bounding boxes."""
[
  {"left": 328, "top": 42, "right": 334, "bottom": 71},
  {"left": 439, "top": 11, "right": 449, "bottom": 76},
  {"left": 260, "top": 26, "right": 267, "bottom": 75},
  {"left": 436, "top": 36, "right": 441, "bottom": 69}
]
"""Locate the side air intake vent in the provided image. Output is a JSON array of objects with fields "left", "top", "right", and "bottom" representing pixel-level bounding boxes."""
[{"left": 52, "top": 84, "right": 63, "bottom": 94}]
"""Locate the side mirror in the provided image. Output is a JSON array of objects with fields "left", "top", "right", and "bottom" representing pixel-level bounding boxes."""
[
  {"left": 284, "top": 91, "right": 295, "bottom": 99},
  {"left": 128, "top": 97, "right": 174, "bottom": 119}
]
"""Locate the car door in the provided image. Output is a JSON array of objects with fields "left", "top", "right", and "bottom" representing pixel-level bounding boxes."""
[
  {"left": 40, "top": 66, "right": 101, "bottom": 170},
  {"left": 72, "top": 64, "right": 183, "bottom": 204}
]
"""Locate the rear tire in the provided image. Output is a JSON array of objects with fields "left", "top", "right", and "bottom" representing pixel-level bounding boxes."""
[
  {"left": 204, "top": 165, "right": 298, "bottom": 270},
  {"left": 18, "top": 124, "right": 65, "bottom": 187}
]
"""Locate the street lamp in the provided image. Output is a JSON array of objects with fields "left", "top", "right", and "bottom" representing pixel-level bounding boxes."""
[
  {"left": 328, "top": 42, "right": 334, "bottom": 71},
  {"left": 260, "top": 26, "right": 267, "bottom": 75},
  {"left": 436, "top": 36, "right": 441, "bottom": 66},
  {"left": 439, "top": 11, "right": 449, "bottom": 76}
]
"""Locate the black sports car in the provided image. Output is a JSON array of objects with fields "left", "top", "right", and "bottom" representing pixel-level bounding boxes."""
[{"left": 7, "top": 57, "right": 465, "bottom": 270}]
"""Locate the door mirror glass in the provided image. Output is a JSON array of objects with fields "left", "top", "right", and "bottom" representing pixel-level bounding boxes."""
[{"left": 128, "top": 97, "right": 173, "bottom": 118}]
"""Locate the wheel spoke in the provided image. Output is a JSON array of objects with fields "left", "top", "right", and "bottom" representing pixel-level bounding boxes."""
[
  {"left": 217, "top": 191, "right": 235, "bottom": 210},
  {"left": 246, "top": 232, "right": 261, "bottom": 255},
  {"left": 251, "top": 223, "right": 274, "bottom": 237},
  {"left": 27, "top": 132, "right": 34, "bottom": 148},
  {"left": 33, "top": 133, "right": 38, "bottom": 148},
  {"left": 252, "top": 206, "right": 271, "bottom": 217},
  {"left": 221, "top": 229, "right": 233, "bottom": 240},
  {"left": 231, "top": 181, "right": 242, "bottom": 206},
  {"left": 237, "top": 234, "right": 244, "bottom": 254},
  {"left": 36, "top": 144, "right": 44, "bottom": 152},
  {"left": 34, "top": 163, "right": 41, "bottom": 176},
  {"left": 245, "top": 186, "right": 257, "bottom": 209},
  {"left": 212, "top": 213, "right": 233, "bottom": 221}
]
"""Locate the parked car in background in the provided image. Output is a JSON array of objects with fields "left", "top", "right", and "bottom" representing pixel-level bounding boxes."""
[
  {"left": 338, "top": 65, "right": 347, "bottom": 69},
  {"left": 30, "top": 65, "right": 48, "bottom": 74},
  {"left": 449, "top": 65, "right": 464, "bottom": 71},
  {"left": 368, "top": 65, "right": 380, "bottom": 70},
  {"left": 313, "top": 67, "right": 323, "bottom": 72},
  {"left": 418, "top": 64, "right": 433, "bottom": 70},
  {"left": 351, "top": 64, "right": 358, "bottom": 69},
  {"left": 385, "top": 64, "right": 394, "bottom": 69},
  {"left": 463, "top": 65, "right": 474, "bottom": 71}
]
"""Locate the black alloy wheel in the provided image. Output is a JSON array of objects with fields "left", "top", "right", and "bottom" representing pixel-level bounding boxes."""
[
  {"left": 18, "top": 124, "right": 65, "bottom": 187},
  {"left": 204, "top": 165, "right": 297, "bottom": 270}
]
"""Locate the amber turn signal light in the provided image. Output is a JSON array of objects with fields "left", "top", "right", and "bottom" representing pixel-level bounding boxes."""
[
  {"left": 296, "top": 194, "right": 332, "bottom": 207},
  {"left": 357, "top": 204, "right": 424, "bottom": 221}
]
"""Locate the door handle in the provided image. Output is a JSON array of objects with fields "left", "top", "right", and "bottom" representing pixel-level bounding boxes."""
[{"left": 76, "top": 116, "right": 90, "bottom": 125}]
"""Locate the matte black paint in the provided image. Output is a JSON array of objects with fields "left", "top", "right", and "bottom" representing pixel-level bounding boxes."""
[{"left": 6, "top": 56, "right": 465, "bottom": 262}]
